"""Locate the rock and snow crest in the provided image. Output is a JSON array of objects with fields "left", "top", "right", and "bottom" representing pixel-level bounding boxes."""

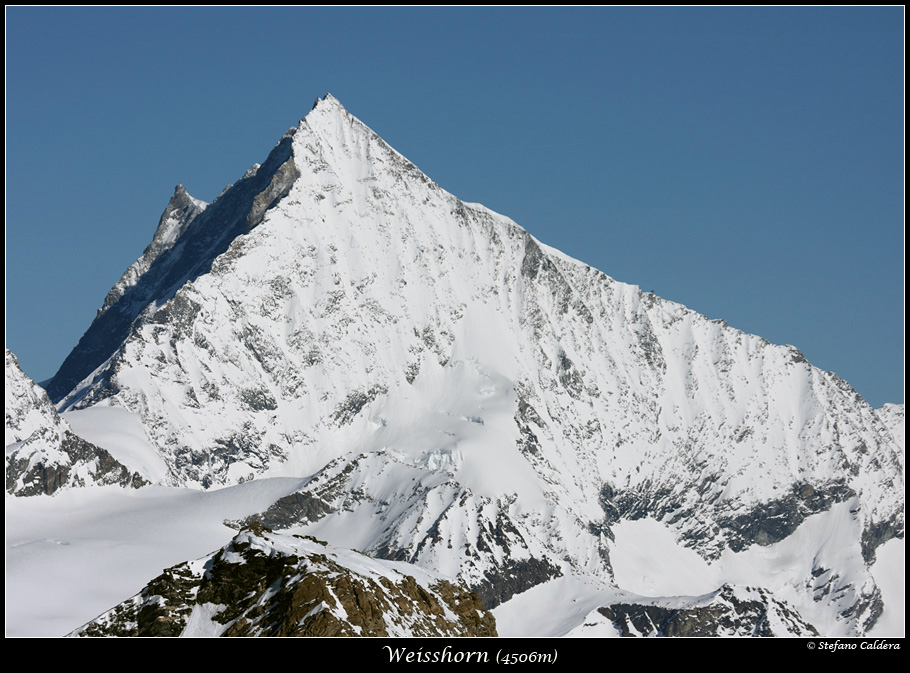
[
  {"left": 5, "top": 349, "right": 146, "bottom": 495},
  {"left": 69, "top": 524, "right": 497, "bottom": 638}
]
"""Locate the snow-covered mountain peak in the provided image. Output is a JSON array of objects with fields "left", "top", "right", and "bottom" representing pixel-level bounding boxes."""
[
  {"left": 291, "top": 93, "right": 437, "bottom": 197},
  {"left": 30, "top": 96, "right": 903, "bottom": 635},
  {"left": 311, "top": 91, "right": 343, "bottom": 111},
  {"left": 149, "top": 183, "right": 207, "bottom": 250},
  {"left": 301, "top": 92, "right": 355, "bottom": 133},
  {"left": 68, "top": 525, "right": 498, "bottom": 637}
]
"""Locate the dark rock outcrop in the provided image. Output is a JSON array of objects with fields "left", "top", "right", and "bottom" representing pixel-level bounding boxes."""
[
  {"left": 70, "top": 525, "right": 497, "bottom": 637},
  {"left": 595, "top": 585, "right": 819, "bottom": 637}
]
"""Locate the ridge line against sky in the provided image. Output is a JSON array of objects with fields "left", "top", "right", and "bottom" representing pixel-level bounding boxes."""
[{"left": 5, "top": 6, "right": 904, "bottom": 408}]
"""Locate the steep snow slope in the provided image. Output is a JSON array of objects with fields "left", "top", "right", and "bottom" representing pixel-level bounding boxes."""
[
  {"left": 7, "top": 349, "right": 60, "bottom": 448},
  {"left": 34, "top": 94, "right": 903, "bottom": 635}
]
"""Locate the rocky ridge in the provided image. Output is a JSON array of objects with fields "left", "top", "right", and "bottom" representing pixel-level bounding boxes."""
[
  {"left": 5, "top": 349, "right": 145, "bottom": 495},
  {"left": 69, "top": 524, "right": 497, "bottom": 637},
  {"left": 568, "top": 585, "right": 820, "bottom": 637}
]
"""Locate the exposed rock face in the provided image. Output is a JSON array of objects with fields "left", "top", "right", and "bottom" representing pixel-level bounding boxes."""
[
  {"left": 5, "top": 349, "right": 146, "bottom": 495},
  {"left": 607, "top": 480, "right": 861, "bottom": 557},
  {"left": 70, "top": 525, "right": 497, "bottom": 637},
  {"left": 45, "top": 132, "right": 297, "bottom": 403},
  {"left": 573, "top": 586, "right": 819, "bottom": 637},
  {"left": 6, "top": 349, "right": 60, "bottom": 448},
  {"left": 876, "top": 403, "right": 905, "bottom": 453}
]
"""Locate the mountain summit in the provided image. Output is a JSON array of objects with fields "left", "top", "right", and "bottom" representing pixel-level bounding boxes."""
[{"left": 26, "top": 95, "right": 904, "bottom": 636}]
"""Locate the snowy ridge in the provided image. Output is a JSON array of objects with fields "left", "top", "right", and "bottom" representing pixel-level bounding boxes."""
[
  {"left": 45, "top": 128, "right": 298, "bottom": 402},
  {"left": 5, "top": 349, "right": 145, "bottom": 495},
  {"left": 31, "top": 95, "right": 904, "bottom": 635},
  {"left": 6, "top": 349, "right": 61, "bottom": 447},
  {"left": 231, "top": 448, "right": 565, "bottom": 609},
  {"left": 97, "top": 183, "right": 208, "bottom": 322},
  {"left": 876, "top": 403, "right": 905, "bottom": 455}
]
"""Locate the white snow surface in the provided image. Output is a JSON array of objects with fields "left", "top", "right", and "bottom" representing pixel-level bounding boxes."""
[
  {"left": 5, "top": 349, "right": 64, "bottom": 448},
  {"left": 605, "top": 504, "right": 888, "bottom": 637},
  {"left": 62, "top": 405, "right": 169, "bottom": 484},
  {"left": 868, "top": 537, "right": 905, "bottom": 637},
  {"left": 877, "top": 403, "right": 905, "bottom": 454},
  {"left": 608, "top": 518, "right": 720, "bottom": 597},
  {"left": 6, "top": 479, "right": 303, "bottom": 637}
]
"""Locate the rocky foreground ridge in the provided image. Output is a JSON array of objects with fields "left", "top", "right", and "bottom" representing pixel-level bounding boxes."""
[{"left": 69, "top": 524, "right": 496, "bottom": 637}]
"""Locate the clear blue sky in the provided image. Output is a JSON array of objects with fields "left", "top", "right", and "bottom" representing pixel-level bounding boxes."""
[{"left": 6, "top": 7, "right": 904, "bottom": 407}]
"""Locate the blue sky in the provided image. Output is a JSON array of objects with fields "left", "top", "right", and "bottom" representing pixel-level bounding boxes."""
[{"left": 5, "top": 7, "right": 904, "bottom": 407}]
